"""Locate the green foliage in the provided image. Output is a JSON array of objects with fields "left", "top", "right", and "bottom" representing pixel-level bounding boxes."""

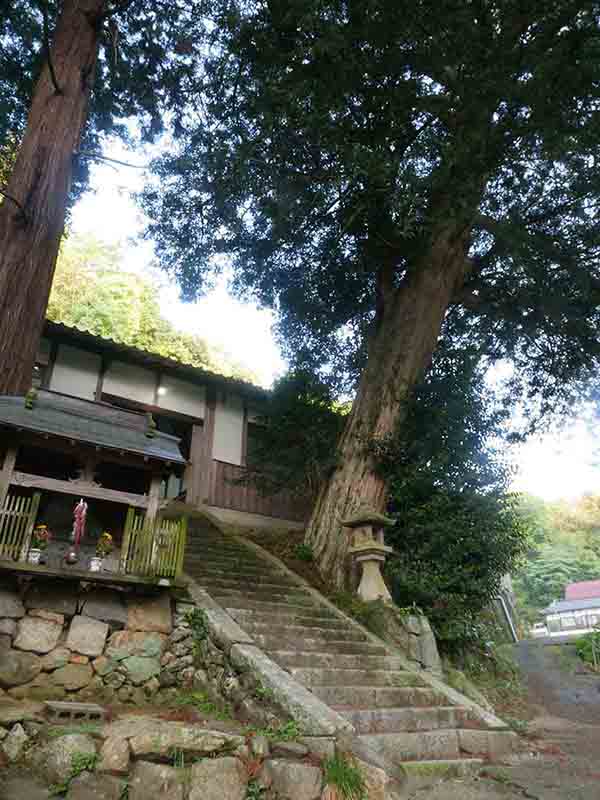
[
  {"left": 47, "top": 234, "right": 256, "bottom": 383},
  {"left": 169, "top": 747, "right": 186, "bottom": 769},
  {"left": 243, "top": 354, "right": 527, "bottom": 652},
  {"left": 452, "top": 640, "right": 528, "bottom": 718},
  {"left": 173, "top": 690, "right": 233, "bottom": 721},
  {"left": 248, "top": 720, "right": 303, "bottom": 742},
  {"left": 513, "top": 494, "right": 600, "bottom": 615},
  {"left": 49, "top": 751, "right": 99, "bottom": 796},
  {"left": 332, "top": 593, "right": 388, "bottom": 639},
  {"left": 143, "top": 1, "right": 600, "bottom": 421},
  {"left": 245, "top": 781, "right": 266, "bottom": 800},
  {"left": 386, "top": 490, "right": 528, "bottom": 655},
  {"left": 242, "top": 371, "right": 345, "bottom": 502},
  {"left": 0, "top": 2, "right": 210, "bottom": 207},
  {"left": 186, "top": 608, "right": 209, "bottom": 642},
  {"left": 253, "top": 681, "right": 274, "bottom": 701},
  {"left": 323, "top": 754, "right": 367, "bottom": 800},
  {"left": 293, "top": 542, "right": 314, "bottom": 563},
  {"left": 575, "top": 631, "right": 600, "bottom": 669},
  {"left": 46, "top": 723, "right": 102, "bottom": 739}
]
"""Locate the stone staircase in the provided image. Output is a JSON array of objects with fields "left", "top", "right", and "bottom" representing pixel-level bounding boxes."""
[{"left": 184, "top": 519, "right": 515, "bottom": 789}]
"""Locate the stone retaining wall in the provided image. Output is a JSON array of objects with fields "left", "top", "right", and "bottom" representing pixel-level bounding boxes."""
[
  {"left": 0, "top": 577, "right": 350, "bottom": 746},
  {"left": 0, "top": 707, "right": 353, "bottom": 800},
  {"left": 0, "top": 578, "right": 193, "bottom": 706}
]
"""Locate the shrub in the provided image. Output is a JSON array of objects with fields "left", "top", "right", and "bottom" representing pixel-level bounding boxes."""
[{"left": 322, "top": 754, "right": 367, "bottom": 800}]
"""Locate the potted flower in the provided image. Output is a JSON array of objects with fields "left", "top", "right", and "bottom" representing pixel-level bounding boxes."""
[
  {"left": 29, "top": 524, "right": 52, "bottom": 564},
  {"left": 90, "top": 531, "right": 113, "bottom": 572}
]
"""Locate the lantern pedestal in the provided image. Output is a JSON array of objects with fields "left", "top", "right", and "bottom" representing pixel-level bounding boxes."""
[
  {"left": 349, "top": 542, "right": 394, "bottom": 603},
  {"left": 341, "top": 506, "right": 395, "bottom": 604}
]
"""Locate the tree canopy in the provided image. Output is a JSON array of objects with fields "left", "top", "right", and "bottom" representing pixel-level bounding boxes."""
[
  {"left": 245, "top": 349, "right": 528, "bottom": 647},
  {"left": 514, "top": 493, "right": 600, "bottom": 615},
  {"left": 1, "top": 0, "right": 205, "bottom": 204},
  {"left": 48, "top": 233, "right": 257, "bottom": 382},
  {"left": 140, "top": 1, "right": 600, "bottom": 586},
  {"left": 143, "top": 0, "right": 600, "bottom": 408}
]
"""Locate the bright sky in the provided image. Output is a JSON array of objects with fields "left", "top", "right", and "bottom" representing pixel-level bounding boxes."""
[
  {"left": 71, "top": 143, "right": 285, "bottom": 387},
  {"left": 70, "top": 142, "right": 600, "bottom": 502}
]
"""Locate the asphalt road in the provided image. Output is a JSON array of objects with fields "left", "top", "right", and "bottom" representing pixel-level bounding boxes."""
[{"left": 409, "top": 639, "right": 600, "bottom": 800}]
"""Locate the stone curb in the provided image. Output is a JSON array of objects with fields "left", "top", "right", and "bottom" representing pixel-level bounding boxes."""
[{"left": 183, "top": 575, "right": 354, "bottom": 738}]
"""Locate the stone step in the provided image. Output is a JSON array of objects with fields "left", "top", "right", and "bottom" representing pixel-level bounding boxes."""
[
  {"left": 456, "top": 729, "right": 517, "bottom": 760},
  {"left": 241, "top": 621, "right": 367, "bottom": 643},
  {"left": 252, "top": 633, "right": 387, "bottom": 656},
  {"left": 311, "top": 686, "right": 447, "bottom": 708},
  {"left": 288, "top": 667, "right": 425, "bottom": 688},
  {"left": 337, "top": 706, "right": 467, "bottom": 734},
  {"left": 184, "top": 565, "right": 288, "bottom": 582},
  {"left": 359, "top": 730, "right": 461, "bottom": 762},
  {"left": 192, "top": 575, "right": 301, "bottom": 593},
  {"left": 186, "top": 539, "right": 249, "bottom": 551},
  {"left": 195, "top": 581, "right": 312, "bottom": 604},
  {"left": 186, "top": 549, "right": 268, "bottom": 564},
  {"left": 400, "top": 758, "right": 484, "bottom": 791},
  {"left": 210, "top": 589, "right": 315, "bottom": 606},
  {"left": 223, "top": 599, "right": 332, "bottom": 616},
  {"left": 185, "top": 556, "right": 275, "bottom": 573},
  {"left": 229, "top": 609, "right": 347, "bottom": 629},
  {"left": 269, "top": 650, "right": 406, "bottom": 670}
]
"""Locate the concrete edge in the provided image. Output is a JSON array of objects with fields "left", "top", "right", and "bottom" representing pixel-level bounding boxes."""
[
  {"left": 182, "top": 574, "right": 354, "bottom": 738},
  {"left": 232, "top": 535, "right": 511, "bottom": 732}
]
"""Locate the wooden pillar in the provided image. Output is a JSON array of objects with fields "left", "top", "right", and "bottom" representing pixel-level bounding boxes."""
[
  {"left": 146, "top": 472, "right": 162, "bottom": 524},
  {"left": 189, "top": 387, "right": 216, "bottom": 507},
  {"left": 80, "top": 454, "right": 97, "bottom": 483},
  {"left": 0, "top": 446, "right": 17, "bottom": 509}
]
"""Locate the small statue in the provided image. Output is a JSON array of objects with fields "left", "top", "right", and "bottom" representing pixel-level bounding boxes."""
[
  {"left": 25, "top": 387, "right": 38, "bottom": 410},
  {"left": 71, "top": 498, "right": 88, "bottom": 547},
  {"left": 145, "top": 412, "right": 157, "bottom": 438}
]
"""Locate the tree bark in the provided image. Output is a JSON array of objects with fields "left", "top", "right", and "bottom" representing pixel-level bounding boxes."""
[
  {"left": 305, "top": 222, "right": 472, "bottom": 589},
  {"left": 0, "top": 0, "right": 107, "bottom": 395}
]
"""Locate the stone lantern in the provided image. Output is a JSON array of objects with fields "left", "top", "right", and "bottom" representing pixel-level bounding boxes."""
[{"left": 342, "top": 506, "right": 395, "bottom": 603}]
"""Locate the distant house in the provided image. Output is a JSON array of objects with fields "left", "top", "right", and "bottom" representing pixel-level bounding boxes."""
[
  {"left": 543, "top": 597, "right": 600, "bottom": 634},
  {"left": 543, "top": 577, "right": 600, "bottom": 634},
  {"left": 0, "top": 321, "right": 303, "bottom": 585},
  {"left": 565, "top": 580, "right": 600, "bottom": 601}
]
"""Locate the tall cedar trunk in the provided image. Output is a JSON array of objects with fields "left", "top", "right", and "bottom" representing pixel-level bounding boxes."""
[
  {"left": 0, "top": 0, "right": 107, "bottom": 395},
  {"left": 305, "top": 223, "right": 472, "bottom": 589}
]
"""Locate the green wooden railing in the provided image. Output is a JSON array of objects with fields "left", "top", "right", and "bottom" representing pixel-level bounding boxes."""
[
  {"left": 120, "top": 508, "right": 187, "bottom": 580},
  {"left": 0, "top": 492, "right": 41, "bottom": 561}
]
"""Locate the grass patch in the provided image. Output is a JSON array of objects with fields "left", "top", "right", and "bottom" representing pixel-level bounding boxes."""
[
  {"left": 457, "top": 644, "right": 531, "bottom": 722},
  {"left": 246, "top": 719, "right": 303, "bottom": 742},
  {"left": 253, "top": 681, "right": 274, "bottom": 701},
  {"left": 331, "top": 592, "right": 388, "bottom": 638},
  {"left": 173, "top": 690, "right": 233, "bottom": 721},
  {"left": 46, "top": 723, "right": 102, "bottom": 739},
  {"left": 49, "top": 751, "right": 99, "bottom": 796},
  {"left": 245, "top": 781, "right": 267, "bottom": 799},
  {"left": 323, "top": 754, "right": 367, "bottom": 800},
  {"left": 293, "top": 542, "right": 314, "bottom": 562}
]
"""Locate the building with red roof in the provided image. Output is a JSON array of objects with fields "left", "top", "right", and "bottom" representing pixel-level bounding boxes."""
[{"left": 565, "top": 580, "right": 600, "bottom": 601}]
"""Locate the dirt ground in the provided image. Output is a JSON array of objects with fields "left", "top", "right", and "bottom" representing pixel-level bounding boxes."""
[{"left": 409, "top": 639, "right": 600, "bottom": 799}]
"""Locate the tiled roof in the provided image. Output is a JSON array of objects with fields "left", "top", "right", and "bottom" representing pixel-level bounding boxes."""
[
  {"left": 565, "top": 580, "right": 600, "bottom": 601},
  {"left": 0, "top": 391, "right": 185, "bottom": 464},
  {"left": 543, "top": 597, "right": 600, "bottom": 615}
]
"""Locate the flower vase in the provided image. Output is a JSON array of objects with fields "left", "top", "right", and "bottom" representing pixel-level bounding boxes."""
[
  {"left": 89, "top": 556, "right": 103, "bottom": 573},
  {"left": 28, "top": 548, "right": 42, "bottom": 565}
]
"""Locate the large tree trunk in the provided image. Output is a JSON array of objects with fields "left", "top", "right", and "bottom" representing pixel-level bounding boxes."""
[
  {"left": 0, "top": 0, "right": 107, "bottom": 395},
  {"left": 305, "top": 223, "right": 472, "bottom": 588}
]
